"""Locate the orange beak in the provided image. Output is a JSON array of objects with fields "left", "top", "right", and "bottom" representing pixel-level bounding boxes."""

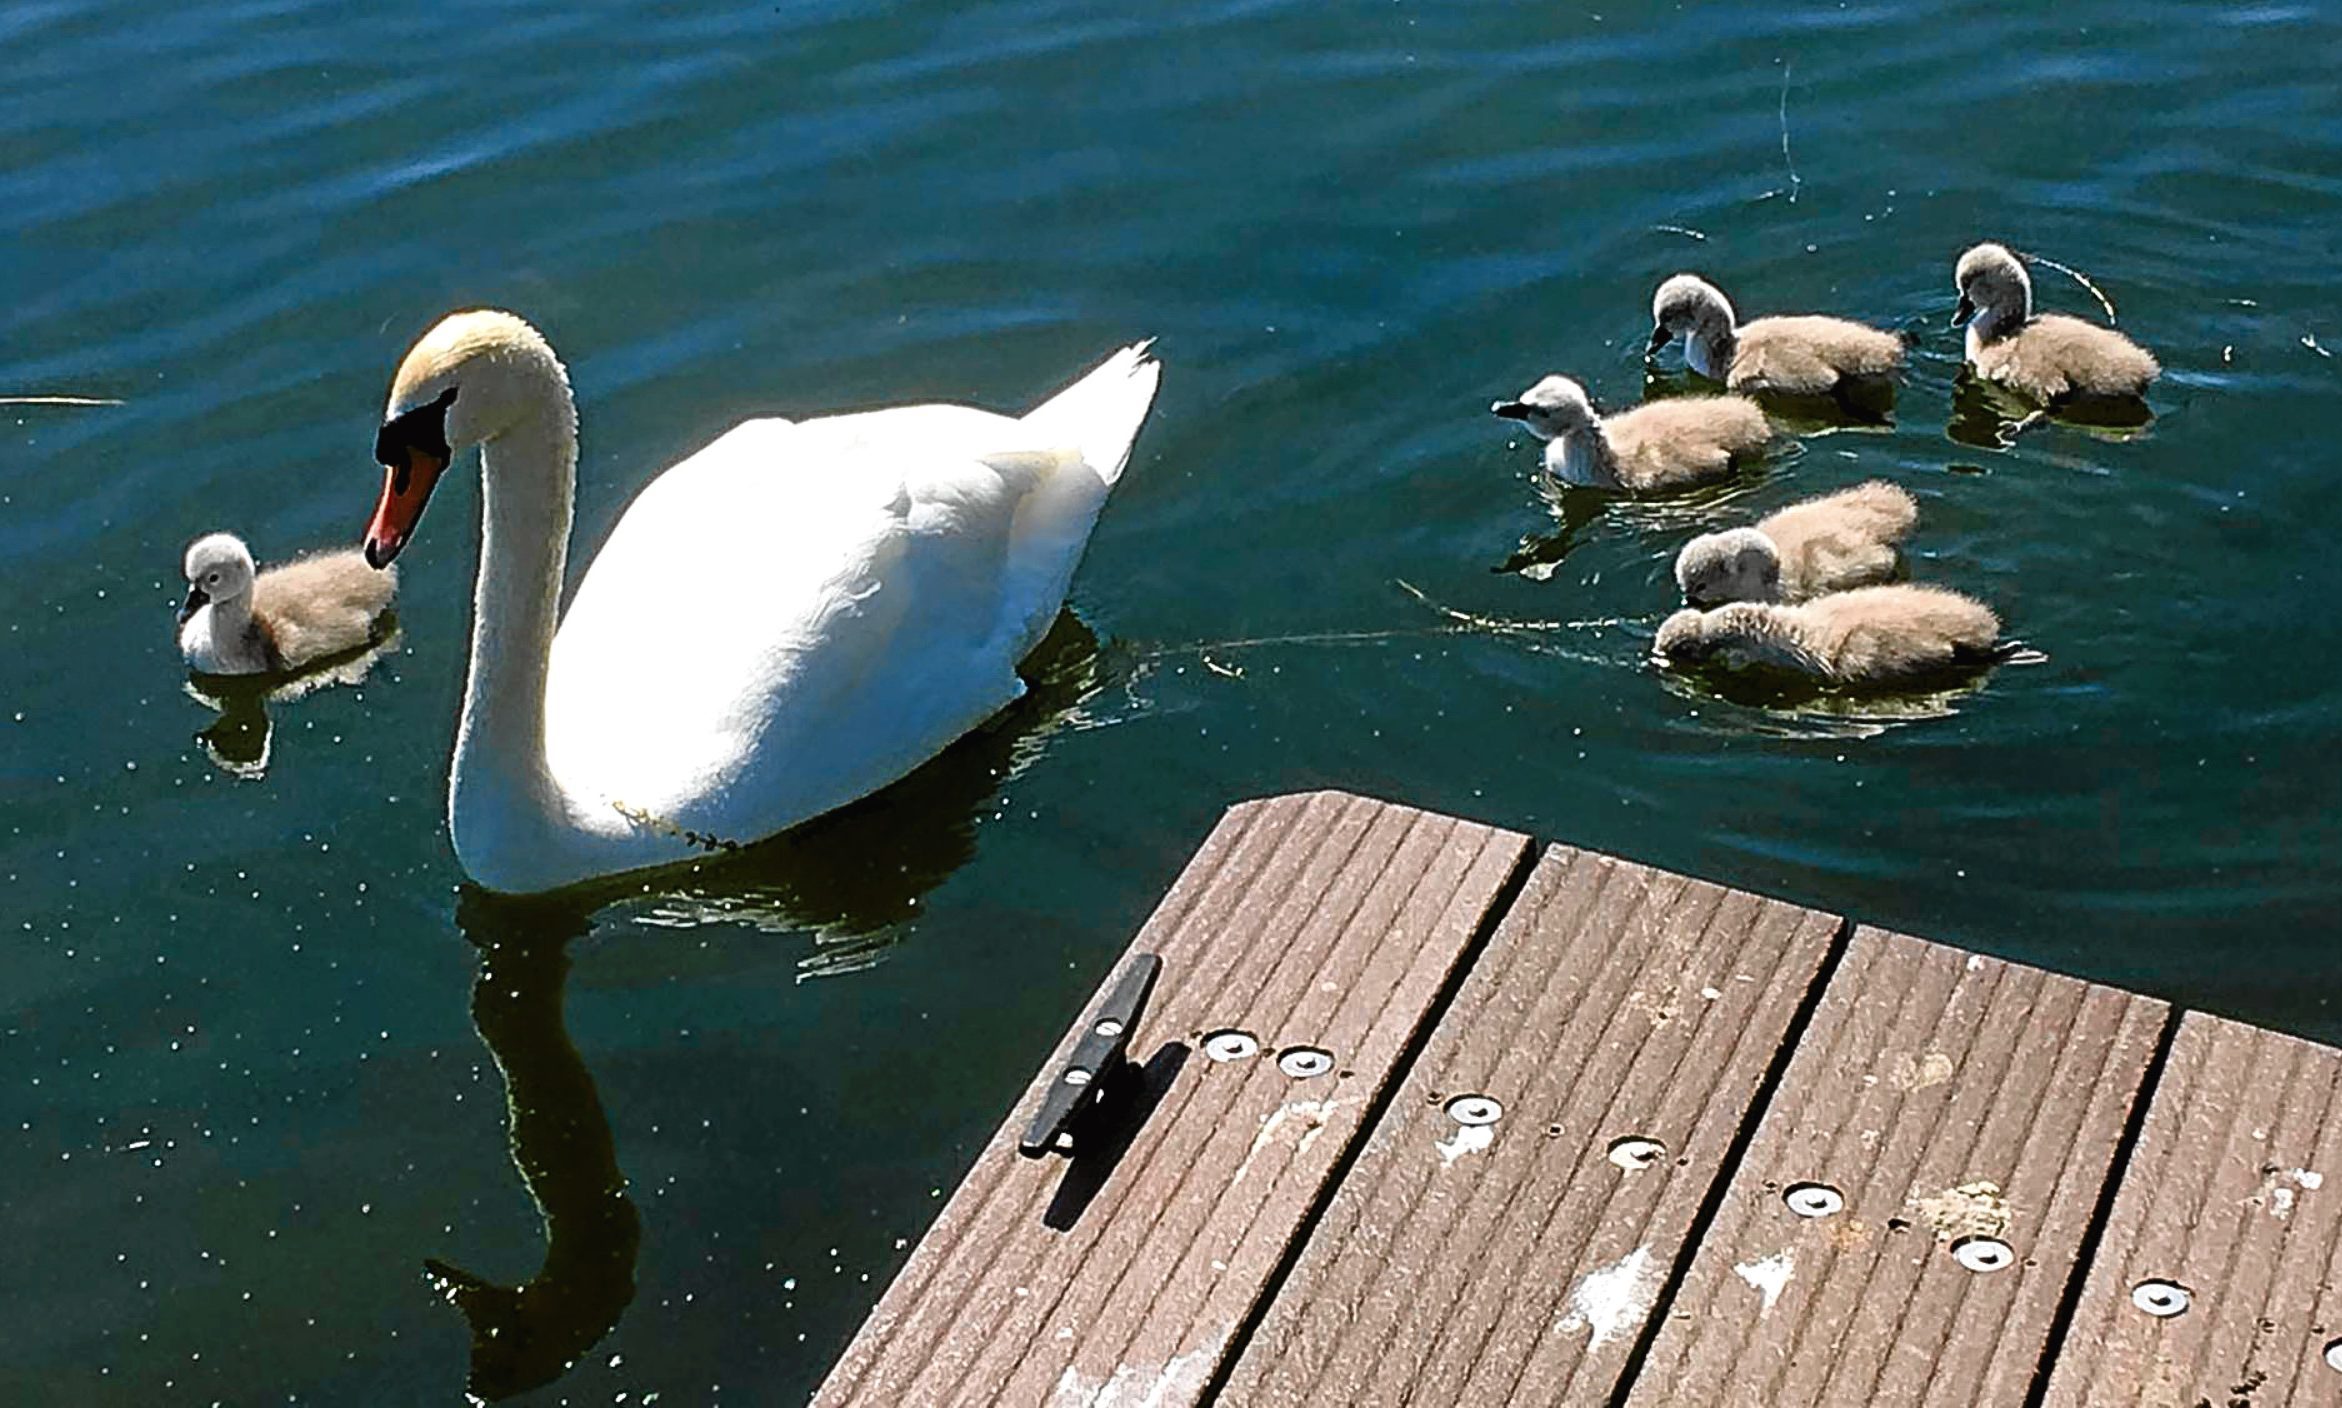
[{"left": 364, "top": 445, "right": 449, "bottom": 568}]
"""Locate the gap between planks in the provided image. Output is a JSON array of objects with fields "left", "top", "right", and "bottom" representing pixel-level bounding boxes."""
[{"left": 1193, "top": 835, "right": 1542, "bottom": 1403}]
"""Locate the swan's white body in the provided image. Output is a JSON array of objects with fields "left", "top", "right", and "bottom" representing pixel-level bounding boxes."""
[{"left": 370, "top": 312, "right": 1158, "bottom": 893}]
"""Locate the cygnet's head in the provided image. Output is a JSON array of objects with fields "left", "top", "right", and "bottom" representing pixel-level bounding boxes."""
[
  {"left": 1490, "top": 375, "right": 1599, "bottom": 442},
  {"left": 1953, "top": 243, "right": 2032, "bottom": 330},
  {"left": 365, "top": 309, "right": 572, "bottom": 569},
  {"left": 1652, "top": 607, "right": 1714, "bottom": 663},
  {"left": 1674, "top": 527, "right": 1781, "bottom": 607},
  {"left": 181, "top": 532, "right": 256, "bottom": 623},
  {"left": 1648, "top": 274, "right": 1738, "bottom": 357}
]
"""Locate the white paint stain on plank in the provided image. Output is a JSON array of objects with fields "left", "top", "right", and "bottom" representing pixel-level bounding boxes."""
[
  {"left": 1734, "top": 1250, "right": 1794, "bottom": 1314},
  {"left": 1232, "top": 1098, "right": 1349, "bottom": 1187},
  {"left": 1554, "top": 1246, "right": 1659, "bottom": 1349},
  {"left": 1436, "top": 1122, "right": 1494, "bottom": 1167},
  {"left": 1051, "top": 1331, "right": 1226, "bottom": 1408},
  {"left": 2263, "top": 1166, "right": 2324, "bottom": 1219}
]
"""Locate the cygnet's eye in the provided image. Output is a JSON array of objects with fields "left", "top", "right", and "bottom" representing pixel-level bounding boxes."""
[{"left": 205, "top": 572, "right": 220, "bottom": 586}]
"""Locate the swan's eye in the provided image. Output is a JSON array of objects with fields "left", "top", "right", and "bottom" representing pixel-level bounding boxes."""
[{"left": 205, "top": 572, "right": 220, "bottom": 586}]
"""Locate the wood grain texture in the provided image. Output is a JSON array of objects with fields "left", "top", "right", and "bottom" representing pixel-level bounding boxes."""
[
  {"left": 1215, "top": 844, "right": 1842, "bottom": 1406},
  {"left": 2039, "top": 1011, "right": 2342, "bottom": 1408},
  {"left": 1624, "top": 926, "right": 2167, "bottom": 1408},
  {"left": 811, "top": 791, "right": 1530, "bottom": 1408}
]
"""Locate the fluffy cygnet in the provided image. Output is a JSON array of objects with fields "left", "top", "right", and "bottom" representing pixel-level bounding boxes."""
[
  {"left": 1648, "top": 274, "right": 1904, "bottom": 396},
  {"left": 1953, "top": 243, "right": 2159, "bottom": 402},
  {"left": 179, "top": 532, "right": 397, "bottom": 675},
  {"left": 1491, "top": 375, "right": 1771, "bottom": 491},
  {"left": 1654, "top": 583, "right": 2000, "bottom": 687},
  {"left": 1673, "top": 480, "right": 1918, "bottom": 607}
]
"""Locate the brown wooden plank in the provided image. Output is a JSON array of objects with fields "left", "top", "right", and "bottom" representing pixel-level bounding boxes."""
[
  {"left": 812, "top": 790, "right": 1530, "bottom": 1408},
  {"left": 1214, "top": 844, "right": 1842, "bottom": 1406},
  {"left": 1624, "top": 926, "right": 2166, "bottom": 1408},
  {"left": 2039, "top": 1011, "right": 2342, "bottom": 1408}
]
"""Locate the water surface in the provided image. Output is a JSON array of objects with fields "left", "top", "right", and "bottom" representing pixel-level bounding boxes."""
[{"left": 6, "top": 0, "right": 2342, "bottom": 1400}]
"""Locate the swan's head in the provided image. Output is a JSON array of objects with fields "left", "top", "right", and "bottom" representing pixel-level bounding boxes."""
[
  {"left": 181, "top": 531, "right": 256, "bottom": 623},
  {"left": 1953, "top": 243, "right": 2031, "bottom": 330},
  {"left": 1675, "top": 526, "right": 1780, "bottom": 607},
  {"left": 365, "top": 310, "right": 569, "bottom": 568},
  {"left": 1652, "top": 607, "right": 1715, "bottom": 663},
  {"left": 1649, "top": 274, "right": 1737, "bottom": 357},
  {"left": 1490, "top": 375, "right": 1598, "bottom": 442}
]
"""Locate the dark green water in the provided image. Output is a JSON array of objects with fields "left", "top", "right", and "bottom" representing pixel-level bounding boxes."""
[{"left": 6, "top": 0, "right": 2341, "bottom": 1400}]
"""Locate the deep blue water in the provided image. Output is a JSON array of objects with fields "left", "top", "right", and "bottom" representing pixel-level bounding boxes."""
[{"left": 6, "top": 0, "right": 2342, "bottom": 1400}]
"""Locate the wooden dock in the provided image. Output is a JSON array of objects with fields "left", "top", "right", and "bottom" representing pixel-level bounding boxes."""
[{"left": 813, "top": 791, "right": 2342, "bottom": 1407}]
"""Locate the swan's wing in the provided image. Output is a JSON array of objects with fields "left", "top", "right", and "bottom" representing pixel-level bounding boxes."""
[
  {"left": 547, "top": 417, "right": 895, "bottom": 814},
  {"left": 543, "top": 411, "right": 1055, "bottom": 838}
]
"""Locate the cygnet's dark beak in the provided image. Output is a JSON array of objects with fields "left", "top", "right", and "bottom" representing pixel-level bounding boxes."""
[
  {"left": 1490, "top": 401, "right": 1532, "bottom": 421},
  {"left": 1646, "top": 324, "right": 1673, "bottom": 357},
  {"left": 1951, "top": 294, "right": 1976, "bottom": 327},
  {"left": 178, "top": 584, "right": 208, "bottom": 625}
]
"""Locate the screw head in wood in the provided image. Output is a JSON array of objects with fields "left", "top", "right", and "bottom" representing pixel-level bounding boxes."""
[
  {"left": 2323, "top": 1337, "right": 2342, "bottom": 1371},
  {"left": 1445, "top": 1094, "right": 1503, "bottom": 1127},
  {"left": 1062, "top": 1067, "right": 1092, "bottom": 1087},
  {"left": 1785, "top": 1182, "right": 1846, "bottom": 1218},
  {"left": 1277, "top": 1046, "right": 1335, "bottom": 1079},
  {"left": 1951, "top": 1236, "right": 2014, "bottom": 1273},
  {"left": 1093, "top": 1018, "right": 1125, "bottom": 1038},
  {"left": 1201, "top": 1030, "right": 1259, "bottom": 1062},
  {"left": 2130, "top": 1279, "right": 2190, "bottom": 1317},
  {"left": 1608, "top": 1136, "right": 1667, "bottom": 1171}
]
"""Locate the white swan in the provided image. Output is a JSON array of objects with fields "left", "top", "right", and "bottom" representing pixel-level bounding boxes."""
[{"left": 362, "top": 310, "right": 1160, "bottom": 894}]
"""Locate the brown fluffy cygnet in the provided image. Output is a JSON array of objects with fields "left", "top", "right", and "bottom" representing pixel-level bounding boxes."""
[
  {"left": 178, "top": 532, "right": 396, "bottom": 675},
  {"left": 1673, "top": 480, "right": 1918, "bottom": 607},
  {"left": 1648, "top": 274, "right": 1904, "bottom": 396},
  {"left": 1953, "top": 243, "right": 2158, "bottom": 402},
  {"left": 1490, "top": 374, "right": 1771, "bottom": 491},
  {"left": 1654, "top": 583, "right": 1999, "bottom": 687}
]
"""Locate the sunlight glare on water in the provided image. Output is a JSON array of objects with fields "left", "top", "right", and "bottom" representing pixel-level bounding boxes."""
[{"left": 4, "top": 0, "right": 2341, "bottom": 1400}]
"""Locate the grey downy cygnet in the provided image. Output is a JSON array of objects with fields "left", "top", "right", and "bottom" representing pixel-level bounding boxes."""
[
  {"left": 1491, "top": 375, "right": 1771, "bottom": 491},
  {"left": 1953, "top": 243, "right": 2158, "bottom": 403},
  {"left": 179, "top": 532, "right": 397, "bottom": 675},
  {"left": 1654, "top": 583, "right": 2000, "bottom": 687},
  {"left": 1648, "top": 274, "right": 1904, "bottom": 397},
  {"left": 1674, "top": 480, "right": 1918, "bottom": 607}
]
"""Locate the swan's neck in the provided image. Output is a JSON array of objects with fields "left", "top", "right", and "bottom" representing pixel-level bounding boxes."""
[
  {"left": 210, "top": 592, "right": 255, "bottom": 637},
  {"left": 450, "top": 402, "right": 580, "bottom": 863},
  {"left": 1546, "top": 426, "right": 1618, "bottom": 488},
  {"left": 1969, "top": 287, "right": 2029, "bottom": 347},
  {"left": 188, "top": 593, "right": 263, "bottom": 672},
  {"left": 1685, "top": 323, "right": 1737, "bottom": 381}
]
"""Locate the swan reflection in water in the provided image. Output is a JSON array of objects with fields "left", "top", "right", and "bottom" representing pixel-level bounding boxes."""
[
  {"left": 1944, "top": 370, "right": 2153, "bottom": 451},
  {"left": 431, "top": 886, "right": 640, "bottom": 1405},
  {"left": 427, "top": 612, "right": 1114, "bottom": 1401},
  {"left": 182, "top": 621, "right": 401, "bottom": 778},
  {"left": 1650, "top": 636, "right": 2043, "bottom": 740}
]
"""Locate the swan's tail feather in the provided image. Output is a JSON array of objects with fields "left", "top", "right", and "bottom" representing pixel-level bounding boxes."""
[{"left": 1020, "top": 340, "right": 1161, "bottom": 487}]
